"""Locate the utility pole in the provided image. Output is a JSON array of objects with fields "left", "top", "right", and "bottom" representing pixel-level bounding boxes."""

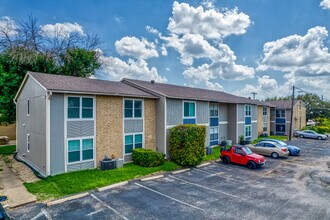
[
  {"left": 252, "top": 92, "right": 257, "bottom": 100},
  {"left": 289, "top": 85, "right": 295, "bottom": 141}
]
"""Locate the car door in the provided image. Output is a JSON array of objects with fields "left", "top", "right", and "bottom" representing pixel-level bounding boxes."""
[
  {"left": 233, "top": 148, "right": 245, "bottom": 164},
  {"left": 263, "top": 143, "right": 275, "bottom": 156},
  {"left": 252, "top": 143, "right": 264, "bottom": 154}
]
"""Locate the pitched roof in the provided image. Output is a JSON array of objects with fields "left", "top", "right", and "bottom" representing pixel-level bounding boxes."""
[
  {"left": 266, "top": 100, "right": 300, "bottom": 109},
  {"left": 123, "top": 78, "right": 273, "bottom": 106},
  {"left": 24, "top": 72, "right": 156, "bottom": 98}
]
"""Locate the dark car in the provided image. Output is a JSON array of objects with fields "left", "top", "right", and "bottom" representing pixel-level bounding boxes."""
[{"left": 258, "top": 139, "right": 301, "bottom": 156}]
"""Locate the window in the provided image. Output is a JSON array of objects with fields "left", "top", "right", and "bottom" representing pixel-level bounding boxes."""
[
  {"left": 210, "top": 103, "right": 218, "bottom": 117},
  {"left": 256, "top": 143, "right": 264, "bottom": 147},
  {"left": 68, "top": 138, "right": 94, "bottom": 163},
  {"left": 68, "top": 97, "right": 94, "bottom": 119},
  {"left": 183, "top": 101, "right": 195, "bottom": 118},
  {"left": 245, "top": 125, "right": 251, "bottom": 138},
  {"left": 124, "top": 100, "right": 142, "bottom": 118},
  {"left": 245, "top": 105, "right": 251, "bottom": 117},
  {"left": 276, "top": 110, "right": 285, "bottom": 118},
  {"left": 234, "top": 148, "right": 244, "bottom": 155},
  {"left": 263, "top": 122, "right": 267, "bottom": 132},
  {"left": 27, "top": 134, "right": 30, "bottom": 152},
  {"left": 276, "top": 124, "right": 286, "bottom": 133},
  {"left": 210, "top": 127, "right": 219, "bottom": 141},
  {"left": 125, "top": 134, "right": 143, "bottom": 154},
  {"left": 27, "top": 99, "right": 30, "bottom": 116},
  {"left": 263, "top": 107, "right": 267, "bottom": 116}
]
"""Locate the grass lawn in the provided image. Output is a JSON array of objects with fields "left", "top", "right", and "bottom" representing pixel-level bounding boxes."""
[
  {"left": 24, "top": 161, "right": 181, "bottom": 201},
  {"left": 203, "top": 146, "right": 221, "bottom": 161},
  {"left": 0, "top": 145, "right": 16, "bottom": 154},
  {"left": 251, "top": 135, "right": 287, "bottom": 144}
]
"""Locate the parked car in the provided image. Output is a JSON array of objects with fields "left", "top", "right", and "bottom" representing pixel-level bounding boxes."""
[
  {"left": 306, "top": 120, "right": 317, "bottom": 126},
  {"left": 257, "top": 139, "right": 301, "bottom": 156},
  {"left": 221, "top": 145, "right": 266, "bottom": 169},
  {"left": 248, "top": 141, "right": 289, "bottom": 159},
  {"left": 294, "top": 130, "right": 328, "bottom": 140}
]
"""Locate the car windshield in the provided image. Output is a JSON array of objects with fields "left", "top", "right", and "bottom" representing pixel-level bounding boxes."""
[
  {"left": 243, "top": 147, "right": 253, "bottom": 155},
  {"left": 276, "top": 140, "right": 287, "bottom": 146}
]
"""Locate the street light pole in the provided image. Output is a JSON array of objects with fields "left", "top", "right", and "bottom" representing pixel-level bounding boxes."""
[{"left": 289, "top": 85, "right": 295, "bottom": 141}]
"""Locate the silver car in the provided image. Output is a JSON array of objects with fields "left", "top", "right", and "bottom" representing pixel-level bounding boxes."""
[{"left": 294, "top": 130, "right": 328, "bottom": 140}]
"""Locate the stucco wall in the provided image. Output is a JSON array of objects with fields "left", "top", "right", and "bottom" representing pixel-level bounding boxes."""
[{"left": 96, "top": 96, "right": 123, "bottom": 163}]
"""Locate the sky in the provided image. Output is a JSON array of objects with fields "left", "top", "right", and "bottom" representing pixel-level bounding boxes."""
[{"left": 1, "top": 0, "right": 330, "bottom": 100}]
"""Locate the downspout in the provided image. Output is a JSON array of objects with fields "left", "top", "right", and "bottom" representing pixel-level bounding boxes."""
[{"left": 46, "top": 91, "right": 52, "bottom": 176}]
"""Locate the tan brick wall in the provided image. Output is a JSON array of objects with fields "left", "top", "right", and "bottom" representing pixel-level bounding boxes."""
[
  {"left": 0, "top": 123, "right": 16, "bottom": 140},
  {"left": 293, "top": 101, "right": 306, "bottom": 130},
  {"left": 96, "top": 96, "right": 123, "bottom": 164},
  {"left": 267, "top": 107, "right": 270, "bottom": 136},
  {"left": 257, "top": 106, "right": 263, "bottom": 135},
  {"left": 144, "top": 99, "right": 156, "bottom": 151}
]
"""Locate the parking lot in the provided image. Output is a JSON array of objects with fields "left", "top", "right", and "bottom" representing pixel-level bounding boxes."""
[{"left": 8, "top": 138, "right": 330, "bottom": 220}]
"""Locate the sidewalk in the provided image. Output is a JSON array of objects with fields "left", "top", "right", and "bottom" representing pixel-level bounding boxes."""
[{"left": 0, "top": 159, "right": 36, "bottom": 208}]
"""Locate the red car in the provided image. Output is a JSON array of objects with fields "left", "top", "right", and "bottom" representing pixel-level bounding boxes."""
[{"left": 221, "top": 145, "right": 266, "bottom": 169}]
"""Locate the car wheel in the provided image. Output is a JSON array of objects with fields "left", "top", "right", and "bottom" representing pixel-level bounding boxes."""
[
  {"left": 247, "top": 161, "right": 257, "bottom": 170},
  {"left": 271, "top": 152, "right": 279, "bottom": 159},
  {"left": 317, "top": 136, "right": 322, "bottom": 140},
  {"left": 222, "top": 156, "right": 231, "bottom": 164},
  {"left": 288, "top": 150, "right": 292, "bottom": 156},
  {"left": 299, "top": 134, "right": 304, "bottom": 138}
]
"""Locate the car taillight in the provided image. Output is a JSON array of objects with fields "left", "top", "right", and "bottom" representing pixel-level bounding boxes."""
[{"left": 281, "top": 148, "right": 286, "bottom": 152}]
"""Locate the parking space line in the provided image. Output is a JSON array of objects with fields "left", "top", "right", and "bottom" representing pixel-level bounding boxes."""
[
  {"left": 90, "top": 194, "right": 129, "bottom": 220},
  {"left": 135, "top": 183, "right": 205, "bottom": 211},
  {"left": 30, "top": 212, "right": 44, "bottom": 220},
  {"left": 169, "top": 175, "right": 238, "bottom": 198},
  {"left": 192, "top": 168, "right": 245, "bottom": 183},
  {"left": 41, "top": 208, "right": 53, "bottom": 220},
  {"left": 86, "top": 209, "right": 104, "bottom": 217}
]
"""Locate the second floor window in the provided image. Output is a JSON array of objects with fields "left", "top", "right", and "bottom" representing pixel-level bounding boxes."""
[
  {"left": 183, "top": 101, "right": 195, "bottom": 118},
  {"left": 210, "top": 103, "right": 218, "bottom": 117},
  {"left": 263, "top": 107, "right": 267, "bottom": 116},
  {"left": 124, "top": 100, "right": 142, "bottom": 118},
  {"left": 245, "top": 105, "right": 251, "bottom": 117},
  {"left": 276, "top": 110, "right": 285, "bottom": 118},
  {"left": 68, "top": 97, "right": 94, "bottom": 119}
]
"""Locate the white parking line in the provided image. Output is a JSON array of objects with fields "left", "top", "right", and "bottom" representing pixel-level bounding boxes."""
[
  {"left": 90, "top": 194, "right": 128, "bottom": 220},
  {"left": 86, "top": 209, "right": 104, "bottom": 217},
  {"left": 192, "top": 167, "right": 244, "bottom": 183},
  {"left": 135, "top": 183, "right": 205, "bottom": 211},
  {"left": 30, "top": 212, "right": 44, "bottom": 220},
  {"left": 41, "top": 208, "right": 53, "bottom": 220},
  {"left": 169, "top": 175, "right": 238, "bottom": 198}
]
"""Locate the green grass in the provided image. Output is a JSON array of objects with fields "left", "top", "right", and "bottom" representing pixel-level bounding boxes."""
[
  {"left": 203, "top": 146, "right": 221, "bottom": 161},
  {"left": 251, "top": 135, "right": 287, "bottom": 144},
  {"left": 0, "top": 145, "right": 16, "bottom": 154},
  {"left": 24, "top": 161, "right": 181, "bottom": 201}
]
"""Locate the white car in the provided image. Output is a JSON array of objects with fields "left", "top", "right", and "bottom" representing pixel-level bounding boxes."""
[{"left": 294, "top": 130, "right": 328, "bottom": 140}]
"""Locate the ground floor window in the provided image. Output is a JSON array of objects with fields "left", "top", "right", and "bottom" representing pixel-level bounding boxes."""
[
  {"left": 68, "top": 138, "right": 94, "bottom": 163},
  {"left": 210, "top": 127, "right": 219, "bottom": 141},
  {"left": 125, "top": 134, "right": 143, "bottom": 154},
  {"left": 263, "top": 122, "right": 267, "bottom": 132},
  {"left": 245, "top": 125, "right": 251, "bottom": 138},
  {"left": 276, "top": 124, "right": 286, "bottom": 133}
]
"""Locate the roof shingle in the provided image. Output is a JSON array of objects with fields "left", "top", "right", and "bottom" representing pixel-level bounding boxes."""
[{"left": 266, "top": 100, "right": 299, "bottom": 109}]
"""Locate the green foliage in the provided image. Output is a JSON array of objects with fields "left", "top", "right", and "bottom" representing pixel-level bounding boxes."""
[
  {"left": 203, "top": 146, "right": 221, "bottom": 161},
  {"left": 169, "top": 124, "right": 206, "bottom": 166},
  {"left": 24, "top": 162, "right": 181, "bottom": 201},
  {"left": 0, "top": 145, "right": 16, "bottom": 154},
  {"left": 252, "top": 135, "right": 287, "bottom": 144},
  {"left": 132, "top": 148, "right": 165, "bottom": 167},
  {"left": 303, "top": 118, "right": 330, "bottom": 134}
]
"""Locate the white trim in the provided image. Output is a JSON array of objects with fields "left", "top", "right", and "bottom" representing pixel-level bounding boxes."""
[
  {"left": 26, "top": 133, "right": 30, "bottom": 153},
  {"left": 122, "top": 98, "right": 125, "bottom": 163},
  {"left": 237, "top": 121, "right": 245, "bottom": 124},
  {"left": 270, "top": 121, "right": 275, "bottom": 123},
  {"left": 219, "top": 121, "right": 228, "bottom": 125},
  {"left": 164, "top": 98, "right": 167, "bottom": 157},
  {"left": 67, "top": 136, "right": 95, "bottom": 164},
  {"left": 93, "top": 95, "right": 97, "bottom": 168},
  {"left": 64, "top": 94, "right": 68, "bottom": 172},
  {"left": 46, "top": 92, "right": 51, "bottom": 176},
  {"left": 251, "top": 120, "right": 258, "bottom": 123},
  {"left": 182, "top": 100, "right": 197, "bottom": 119}
]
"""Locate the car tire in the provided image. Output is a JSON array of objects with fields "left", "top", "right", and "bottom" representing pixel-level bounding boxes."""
[
  {"left": 222, "top": 156, "right": 231, "bottom": 164},
  {"left": 288, "top": 150, "right": 292, "bottom": 156},
  {"left": 271, "top": 152, "right": 279, "bottom": 159},
  {"left": 317, "top": 136, "right": 322, "bottom": 140},
  {"left": 299, "top": 134, "right": 304, "bottom": 138},
  {"left": 247, "top": 161, "right": 257, "bottom": 170}
]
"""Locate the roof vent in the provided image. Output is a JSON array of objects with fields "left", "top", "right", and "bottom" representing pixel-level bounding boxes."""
[{"left": 151, "top": 80, "right": 155, "bottom": 84}]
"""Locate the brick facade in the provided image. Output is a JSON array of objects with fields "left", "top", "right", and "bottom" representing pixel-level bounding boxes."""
[
  {"left": 96, "top": 96, "right": 123, "bottom": 164},
  {"left": 144, "top": 99, "right": 156, "bottom": 151}
]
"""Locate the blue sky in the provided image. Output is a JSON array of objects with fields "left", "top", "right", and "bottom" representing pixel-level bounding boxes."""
[{"left": 1, "top": 0, "right": 330, "bottom": 99}]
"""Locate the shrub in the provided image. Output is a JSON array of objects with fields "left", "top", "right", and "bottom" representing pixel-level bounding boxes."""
[
  {"left": 169, "top": 124, "right": 206, "bottom": 166},
  {"left": 132, "top": 148, "right": 165, "bottom": 167}
]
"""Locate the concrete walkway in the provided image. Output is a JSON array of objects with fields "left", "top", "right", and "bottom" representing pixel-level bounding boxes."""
[{"left": 0, "top": 159, "right": 36, "bottom": 208}]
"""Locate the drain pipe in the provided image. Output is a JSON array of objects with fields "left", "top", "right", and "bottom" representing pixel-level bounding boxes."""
[{"left": 13, "top": 152, "right": 46, "bottom": 180}]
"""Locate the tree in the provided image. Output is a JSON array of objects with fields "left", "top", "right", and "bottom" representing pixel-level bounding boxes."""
[{"left": 0, "top": 15, "right": 103, "bottom": 124}]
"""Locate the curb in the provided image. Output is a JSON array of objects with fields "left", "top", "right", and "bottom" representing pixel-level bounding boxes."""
[
  {"left": 46, "top": 192, "right": 89, "bottom": 206},
  {"left": 8, "top": 199, "right": 37, "bottom": 209},
  {"left": 140, "top": 175, "right": 164, "bottom": 182},
  {"left": 171, "top": 168, "right": 190, "bottom": 174},
  {"left": 196, "top": 162, "right": 211, "bottom": 168},
  {"left": 97, "top": 181, "right": 128, "bottom": 192}
]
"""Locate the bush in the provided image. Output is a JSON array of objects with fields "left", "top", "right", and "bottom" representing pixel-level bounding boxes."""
[
  {"left": 132, "top": 148, "right": 165, "bottom": 167},
  {"left": 169, "top": 124, "right": 206, "bottom": 166}
]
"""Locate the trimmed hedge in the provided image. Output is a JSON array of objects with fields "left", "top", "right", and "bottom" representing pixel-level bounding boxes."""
[
  {"left": 169, "top": 124, "right": 206, "bottom": 166},
  {"left": 132, "top": 148, "right": 165, "bottom": 167}
]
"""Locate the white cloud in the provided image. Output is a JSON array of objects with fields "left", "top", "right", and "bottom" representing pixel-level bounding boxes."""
[
  {"left": 115, "top": 36, "right": 159, "bottom": 60},
  {"left": 0, "top": 16, "right": 17, "bottom": 36},
  {"left": 96, "top": 50, "right": 167, "bottom": 83},
  {"left": 114, "top": 16, "right": 123, "bottom": 24},
  {"left": 201, "top": 0, "right": 216, "bottom": 9},
  {"left": 41, "top": 22, "right": 84, "bottom": 38},
  {"left": 168, "top": 1, "right": 251, "bottom": 39},
  {"left": 320, "top": 0, "right": 330, "bottom": 9},
  {"left": 161, "top": 44, "right": 168, "bottom": 56},
  {"left": 145, "top": 25, "right": 160, "bottom": 35}
]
